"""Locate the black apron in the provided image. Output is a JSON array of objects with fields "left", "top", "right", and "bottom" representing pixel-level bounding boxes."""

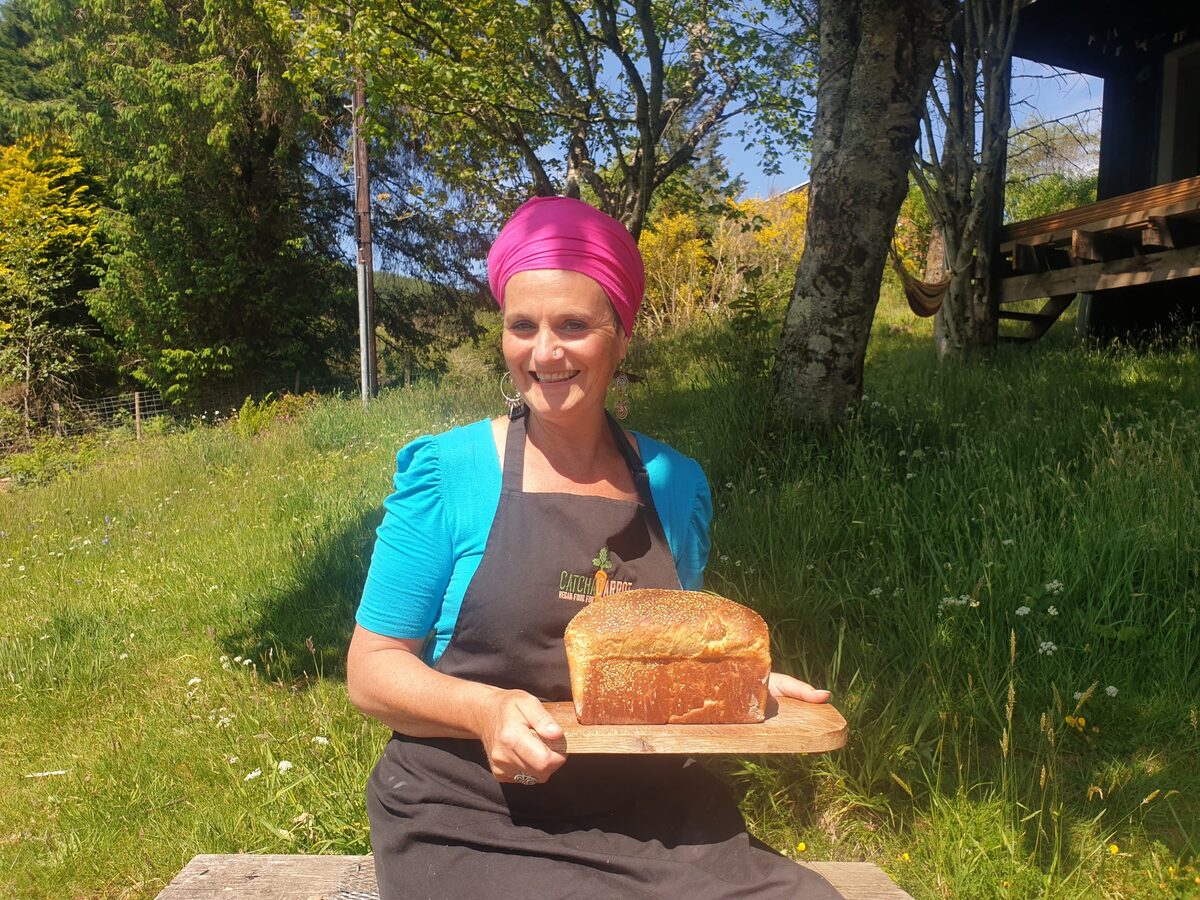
[{"left": 367, "top": 411, "right": 839, "bottom": 899}]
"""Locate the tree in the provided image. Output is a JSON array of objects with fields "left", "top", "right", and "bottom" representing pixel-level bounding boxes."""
[
  {"left": 911, "top": 0, "right": 1020, "bottom": 361},
  {"left": 774, "top": 0, "right": 953, "bottom": 427},
  {"left": 1004, "top": 115, "right": 1098, "bottom": 222},
  {"left": 16, "top": 0, "right": 353, "bottom": 399},
  {"left": 283, "top": 0, "right": 815, "bottom": 239},
  {"left": 0, "top": 136, "right": 98, "bottom": 439}
]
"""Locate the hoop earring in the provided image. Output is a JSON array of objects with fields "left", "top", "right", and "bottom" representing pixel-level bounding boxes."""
[
  {"left": 613, "top": 372, "right": 630, "bottom": 420},
  {"left": 500, "top": 372, "right": 524, "bottom": 416}
]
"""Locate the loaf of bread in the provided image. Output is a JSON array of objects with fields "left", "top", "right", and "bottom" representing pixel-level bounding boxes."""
[{"left": 563, "top": 588, "right": 771, "bottom": 725}]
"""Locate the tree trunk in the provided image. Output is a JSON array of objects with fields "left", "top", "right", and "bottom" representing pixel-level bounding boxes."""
[
  {"left": 919, "top": 0, "right": 1017, "bottom": 360},
  {"left": 775, "top": 0, "right": 951, "bottom": 428}
]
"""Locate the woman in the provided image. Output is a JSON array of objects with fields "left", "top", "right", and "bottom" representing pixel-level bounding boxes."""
[{"left": 349, "top": 196, "right": 839, "bottom": 899}]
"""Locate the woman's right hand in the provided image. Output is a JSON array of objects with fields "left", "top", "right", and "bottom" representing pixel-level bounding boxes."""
[
  {"left": 347, "top": 626, "right": 567, "bottom": 783},
  {"left": 476, "top": 689, "right": 567, "bottom": 785}
]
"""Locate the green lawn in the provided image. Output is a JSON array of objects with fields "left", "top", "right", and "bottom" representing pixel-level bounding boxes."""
[{"left": 2, "top": 291, "right": 1198, "bottom": 897}]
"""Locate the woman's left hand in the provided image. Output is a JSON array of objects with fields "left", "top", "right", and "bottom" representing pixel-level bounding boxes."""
[{"left": 767, "top": 672, "right": 831, "bottom": 704}]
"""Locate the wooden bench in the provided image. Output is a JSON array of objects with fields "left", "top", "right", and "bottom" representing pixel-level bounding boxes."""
[{"left": 155, "top": 854, "right": 914, "bottom": 899}]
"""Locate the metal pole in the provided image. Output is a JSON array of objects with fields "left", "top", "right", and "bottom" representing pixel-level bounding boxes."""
[{"left": 352, "top": 75, "right": 377, "bottom": 404}]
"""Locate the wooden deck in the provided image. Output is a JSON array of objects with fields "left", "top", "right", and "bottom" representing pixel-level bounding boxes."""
[
  {"left": 993, "top": 174, "right": 1200, "bottom": 340},
  {"left": 155, "top": 853, "right": 915, "bottom": 899}
]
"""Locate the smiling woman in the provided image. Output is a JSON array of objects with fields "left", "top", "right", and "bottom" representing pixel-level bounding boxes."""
[
  {"left": 501, "top": 269, "right": 628, "bottom": 430},
  {"left": 347, "top": 196, "right": 836, "bottom": 899}
]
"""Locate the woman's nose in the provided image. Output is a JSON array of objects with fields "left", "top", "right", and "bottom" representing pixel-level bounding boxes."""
[{"left": 532, "top": 329, "right": 562, "bottom": 363}]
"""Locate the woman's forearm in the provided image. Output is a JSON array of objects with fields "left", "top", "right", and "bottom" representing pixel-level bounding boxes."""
[{"left": 347, "top": 635, "right": 501, "bottom": 739}]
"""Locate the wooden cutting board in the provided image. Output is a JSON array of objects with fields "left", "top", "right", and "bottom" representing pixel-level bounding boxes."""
[{"left": 541, "top": 697, "right": 847, "bottom": 755}]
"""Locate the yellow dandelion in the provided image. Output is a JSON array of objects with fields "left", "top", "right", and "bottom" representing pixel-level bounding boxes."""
[
  {"left": 901, "top": 852, "right": 910, "bottom": 862},
  {"left": 1076, "top": 716, "right": 1086, "bottom": 729},
  {"left": 1065, "top": 715, "right": 1076, "bottom": 728},
  {"left": 1109, "top": 843, "right": 1119, "bottom": 855},
  {"left": 796, "top": 841, "right": 807, "bottom": 853}
]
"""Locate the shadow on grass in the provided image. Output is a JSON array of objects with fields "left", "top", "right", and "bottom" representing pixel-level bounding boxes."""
[{"left": 222, "top": 506, "right": 384, "bottom": 685}]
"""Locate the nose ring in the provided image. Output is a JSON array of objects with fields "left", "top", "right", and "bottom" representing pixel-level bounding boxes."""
[{"left": 552, "top": 347, "right": 563, "bottom": 359}]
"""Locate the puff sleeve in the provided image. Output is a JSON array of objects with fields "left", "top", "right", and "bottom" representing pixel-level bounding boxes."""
[
  {"left": 676, "top": 458, "right": 712, "bottom": 591},
  {"left": 356, "top": 436, "right": 453, "bottom": 639}
]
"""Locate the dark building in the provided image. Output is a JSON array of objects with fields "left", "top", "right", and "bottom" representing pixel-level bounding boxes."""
[{"left": 1000, "top": 0, "right": 1200, "bottom": 339}]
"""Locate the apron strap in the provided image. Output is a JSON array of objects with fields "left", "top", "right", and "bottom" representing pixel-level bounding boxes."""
[
  {"left": 501, "top": 407, "right": 652, "bottom": 511},
  {"left": 603, "top": 411, "right": 655, "bottom": 510},
  {"left": 502, "top": 405, "right": 529, "bottom": 487}
]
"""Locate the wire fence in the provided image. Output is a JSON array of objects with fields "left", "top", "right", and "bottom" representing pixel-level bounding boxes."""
[{"left": 2, "top": 378, "right": 358, "bottom": 455}]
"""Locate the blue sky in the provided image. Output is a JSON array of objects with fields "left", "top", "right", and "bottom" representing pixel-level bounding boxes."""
[{"left": 725, "top": 61, "right": 1104, "bottom": 199}]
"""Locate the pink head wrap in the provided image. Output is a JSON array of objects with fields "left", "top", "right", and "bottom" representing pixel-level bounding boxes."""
[{"left": 487, "top": 196, "right": 644, "bottom": 337}]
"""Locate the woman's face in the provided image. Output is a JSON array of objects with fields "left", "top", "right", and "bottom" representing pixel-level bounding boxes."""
[{"left": 502, "top": 269, "right": 628, "bottom": 427}]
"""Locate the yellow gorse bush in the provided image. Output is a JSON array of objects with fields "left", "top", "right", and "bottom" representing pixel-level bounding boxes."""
[
  {"left": 638, "top": 211, "right": 714, "bottom": 332},
  {"left": 638, "top": 189, "right": 810, "bottom": 332}
]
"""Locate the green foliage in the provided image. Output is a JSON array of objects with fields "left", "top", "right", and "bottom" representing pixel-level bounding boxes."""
[
  {"left": 231, "top": 390, "right": 319, "bottom": 437},
  {"left": 1005, "top": 172, "right": 1098, "bottom": 223},
  {"left": 232, "top": 393, "right": 280, "bottom": 438},
  {"left": 1005, "top": 115, "right": 1099, "bottom": 223},
  {"left": 0, "top": 429, "right": 110, "bottom": 484},
  {"left": 281, "top": 0, "right": 814, "bottom": 236},
  {"left": 19, "top": 0, "right": 353, "bottom": 401}
]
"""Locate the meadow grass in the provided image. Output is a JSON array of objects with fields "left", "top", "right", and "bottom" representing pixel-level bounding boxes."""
[{"left": 2, "top": 290, "right": 1198, "bottom": 897}]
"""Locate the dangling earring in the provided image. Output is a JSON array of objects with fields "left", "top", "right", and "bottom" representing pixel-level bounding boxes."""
[
  {"left": 613, "top": 372, "right": 630, "bottom": 420},
  {"left": 500, "top": 372, "right": 523, "bottom": 416}
]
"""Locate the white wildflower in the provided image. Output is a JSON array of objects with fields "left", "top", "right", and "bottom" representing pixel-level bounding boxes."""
[
  {"left": 119, "top": 653, "right": 129, "bottom": 660},
  {"left": 1073, "top": 692, "right": 1083, "bottom": 701},
  {"left": 311, "top": 736, "right": 330, "bottom": 746},
  {"left": 1045, "top": 580, "right": 1064, "bottom": 595},
  {"left": 1015, "top": 606, "right": 1031, "bottom": 617},
  {"left": 1106, "top": 685, "right": 1118, "bottom": 698},
  {"left": 242, "top": 658, "right": 253, "bottom": 666},
  {"left": 1037, "top": 641, "right": 1057, "bottom": 655},
  {"left": 869, "top": 587, "right": 883, "bottom": 597},
  {"left": 187, "top": 677, "right": 202, "bottom": 687},
  {"left": 1001, "top": 539, "right": 1015, "bottom": 546},
  {"left": 1047, "top": 606, "right": 1058, "bottom": 616},
  {"left": 277, "top": 760, "right": 294, "bottom": 774},
  {"left": 244, "top": 768, "right": 262, "bottom": 782}
]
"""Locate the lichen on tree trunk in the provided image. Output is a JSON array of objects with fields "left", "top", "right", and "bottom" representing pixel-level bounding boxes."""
[{"left": 774, "top": 0, "right": 951, "bottom": 428}]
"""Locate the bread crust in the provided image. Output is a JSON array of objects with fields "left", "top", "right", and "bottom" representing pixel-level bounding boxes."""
[{"left": 564, "top": 589, "right": 771, "bottom": 724}]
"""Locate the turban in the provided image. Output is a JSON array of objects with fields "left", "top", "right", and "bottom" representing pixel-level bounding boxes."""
[{"left": 487, "top": 196, "right": 644, "bottom": 337}]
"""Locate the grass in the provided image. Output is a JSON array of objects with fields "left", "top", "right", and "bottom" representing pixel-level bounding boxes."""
[{"left": 2, "top": 289, "right": 1199, "bottom": 897}]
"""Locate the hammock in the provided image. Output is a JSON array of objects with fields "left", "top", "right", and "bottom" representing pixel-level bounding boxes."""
[{"left": 889, "top": 246, "right": 951, "bottom": 318}]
